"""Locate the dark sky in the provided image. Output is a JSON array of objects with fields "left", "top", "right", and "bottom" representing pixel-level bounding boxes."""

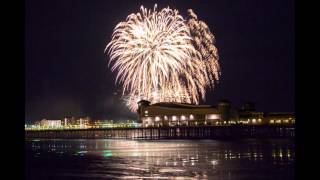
[{"left": 25, "top": 0, "right": 294, "bottom": 122}]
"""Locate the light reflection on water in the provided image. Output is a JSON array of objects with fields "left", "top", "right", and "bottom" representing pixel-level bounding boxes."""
[{"left": 26, "top": 139, "right": 294, "bottom": 179}]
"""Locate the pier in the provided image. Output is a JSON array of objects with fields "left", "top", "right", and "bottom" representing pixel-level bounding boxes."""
[{"left": 25, "top": 125, "right": 295, "bottom": 140}]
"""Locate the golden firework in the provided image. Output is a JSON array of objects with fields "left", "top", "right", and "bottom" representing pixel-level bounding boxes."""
[{"left": 106, "top": 4, "right": 220, "bottom": 111}]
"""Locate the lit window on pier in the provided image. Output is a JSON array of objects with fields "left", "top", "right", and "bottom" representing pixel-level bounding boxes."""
[
  {"left": 252, "top": 119, "right": 256, "bottom": 123},
  {"left": 181, "top": 115, "right": 186, "bottom": 121},
  {"left": 155, "top": 116, "right": 161, "bottom": 121},
  {"left": 270, "top": 120, "right": 274, "bottom": 124},
  {"left": 190, "top": 114, "right": 194, "bottom": 120},
  {"left": 172, "top": 116, "right": 177, "bottom": 121},
  {"left": 164, "top": 116, "right": 168, "bottom": 121},
  {"left": 206, "top": 114, "right": 219, "bottom": 120},
  {"left": 211, "top": 160, "right": 218, "bottom": 166}
]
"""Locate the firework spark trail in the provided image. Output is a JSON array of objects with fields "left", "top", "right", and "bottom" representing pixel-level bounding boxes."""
[
  {"left": 106, "top": 4, "right": 220, "bottom": 111},
  {"left": 187, "top": 9, "right": 221, "bottom": 88}
]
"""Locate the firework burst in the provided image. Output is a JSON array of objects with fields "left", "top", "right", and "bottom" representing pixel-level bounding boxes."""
[{"left": 106, "top": 4, "right": 220, "bottom": 111}]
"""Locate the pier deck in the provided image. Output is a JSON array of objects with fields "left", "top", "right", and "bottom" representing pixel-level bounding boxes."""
[{"left": 25, "top": 125, "right": 295, "bottom": 139}]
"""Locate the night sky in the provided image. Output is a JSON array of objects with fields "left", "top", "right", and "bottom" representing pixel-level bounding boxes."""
[{"left": 25, "top": 0, "right": 294, "bottom": 122}]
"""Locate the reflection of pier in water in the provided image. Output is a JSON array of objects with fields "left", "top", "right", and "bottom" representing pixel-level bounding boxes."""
[
  {"left": 28, "top": 139, "right": 295, "bottom": 170},
  {"left": 26, "top": 125, "right": 295, "bottom": 139}
]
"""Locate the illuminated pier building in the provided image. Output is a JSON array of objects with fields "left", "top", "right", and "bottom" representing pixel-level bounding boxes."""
[
  {"left": 138, "top": 100, "right": 236, "bottom": 127},
  {"left": 237, "top": 102, "right": 264, "bottom": 125},
  {"left": 137, "top": 100, "right": 295, "bottom": 127},
  {"left": 265, "top": 112, "right": 295, "bottom": 124}
]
